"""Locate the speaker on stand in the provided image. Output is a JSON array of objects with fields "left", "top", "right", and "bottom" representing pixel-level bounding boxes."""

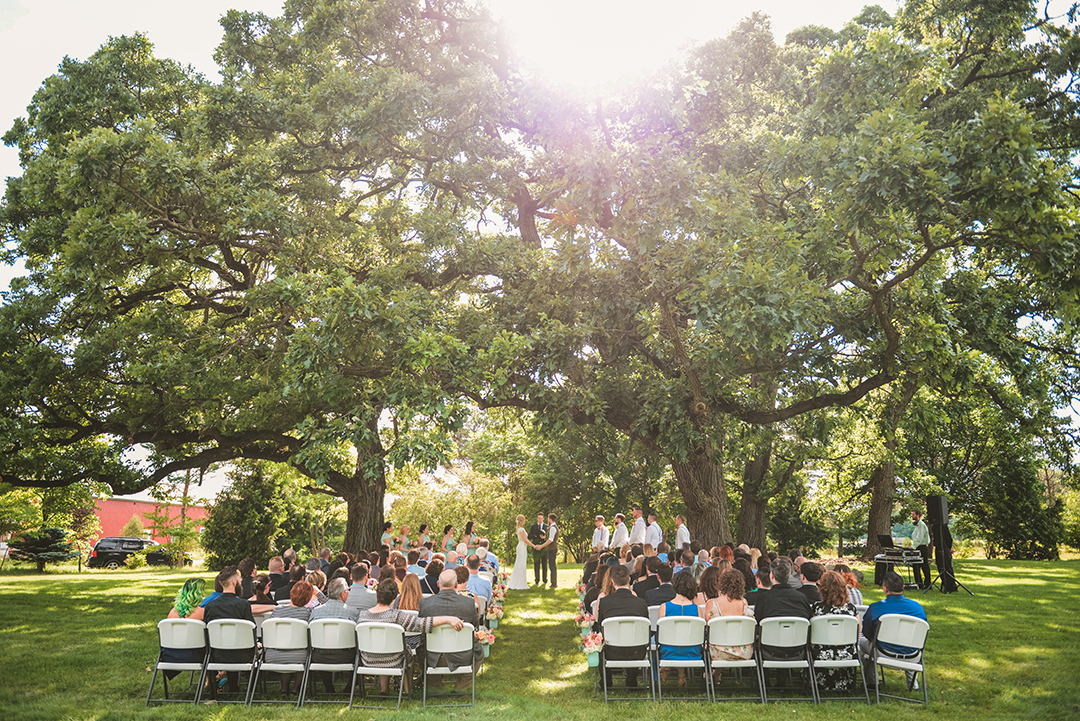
[{"left": 923, "top": 494, "right": 974, "bottom": 596}]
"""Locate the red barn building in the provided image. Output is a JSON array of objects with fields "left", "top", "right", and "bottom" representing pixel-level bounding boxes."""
[{"left": 94, "top": 497, "right": 208, "bottom": 544}]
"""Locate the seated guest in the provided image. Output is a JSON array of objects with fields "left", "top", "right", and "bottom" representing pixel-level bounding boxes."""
[
  {"left": 597, "top": 560, "right": 619, "bottom": 603},
  {"left": 168, "top": 578, "right": 206, "bottom": 621},
  {"left": 203, "top": 566, "right": 256, "bottom": 693},
  {"left": 406, "top": 550, "right": 424, "bottom": 576},
  {"left": 656, "top": 541, "right": 670, "bottom": 563},
  {"left": 757, "top": 554, "right": 772, "bottom": 579},
  {"left": 657, "top": 570, "right": 706, "bottom": 687},
  {"left": 583, "top": 564, "right": 609, "bottom": 612},
  {"left": 421, "top": 559, "right": 445, "bottom": 595},
  {"left": 755, "top": 568, "right": 774, "bottom": 592},
  {"left": 346, "top": 563, "right": 377, "bottom": 611},
  {"left": 834, "top": 564, "right": 863, "bottom": 606},
  {"left": 754, "top": 557, "right": 811, "bottom": 660},
  {"left": 645, "top": 563, "right": 676, "bottom": 605},
  {"left": 859, "top": 571, "right": 926, "bottom": 689},
  {"left": 268, "top": 556, "right": 288, "bottom": 594},
  {"left": 705, "top": 568, "right": 755, "bottom": 683},
  {"left": 466, "top": 555, "right": 493, "bottom": 603},
  {"left": 393, "top": 554, "right": 408, "bottom": 583},
  {"left": 275, "top": 564, "right": 305, "bottom": 603},
  {"left": 359, "top": 576, "right": 465, "bottom": 694},
  {"left": 161, "top": 578, "right": 207, "bottom": 679},
  {"left": 733, "top": 557, "right": 758, "bottom": 598},
  {"left": 582, "top": 553, "right": 600, "bottom": 586},
  {"left": 454, "top": 565, "right": 483, "bottom": 616},
  {"left": 695, "top": 565, "right": 722, "bottom": 609},
  {"left": 674, "top": 549, "right": 694, "bottom": 575},
  {"left": 396, "top": 573, "right": 423, "bottom": 611},
  {"left": 305, "top": 570, "right": 329, "bottom": 603},
  {"left": 633, "top": 556, "right": 662, "bottom": 598},
  {"left": 368, "top": 552, "right": 382, "bottom": 579},
  {"left": 445, "top": 550, "right": 458, "bottom": 570},
  {"left": 238, "top": 557, "right": 258, "bottom": 598},
  {"left": 479, "top": 539, "right": 499, "bottom": 571},
  {"left": 252, "top": 574, "right": 274, "bottom": 603},
  {"left": 419, "top": 569, "right": 482, "bottom": 690},
  {"left": 593, "top": 564, "right": 649, "bottom": 689},
  {"left": 811, "top": 571, "right": 861, "bottom": 693},
  {"left": 798, "top": 561, "right": 823, "bottom": 603},
  {"left": 265, "top": 581, "right": 315, "bottom": 698},
  {"left": 308, "top": 578, "right": 360, "bottom": 694},
  {"left": 282, "top": 547, "right": 297, "bottom": 572},
  {"left": 691, "top": 550, "right": 711, "bottom": 581}
]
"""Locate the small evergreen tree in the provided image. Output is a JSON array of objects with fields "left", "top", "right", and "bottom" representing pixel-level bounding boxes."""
[
  {"left": 971, "top": 459, "right": 1064, "bottom": 561},
  {"left": 120, "top": 515, "right": 144, "bottom": 538},
  {"left": 10, "top": 527, "right": 79, "bottom": 571},
  {"left": 201, "top": 462, "right": 290, "bottom": 568}
]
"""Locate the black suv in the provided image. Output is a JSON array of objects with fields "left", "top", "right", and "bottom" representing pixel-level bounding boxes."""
[{"left": 87, "top": 536, "right": 192, "bottom": 569}]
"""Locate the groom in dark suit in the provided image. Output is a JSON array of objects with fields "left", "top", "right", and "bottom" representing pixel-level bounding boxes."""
[{"left": 528, "top": 513, "right": 547, "bottom": 586}]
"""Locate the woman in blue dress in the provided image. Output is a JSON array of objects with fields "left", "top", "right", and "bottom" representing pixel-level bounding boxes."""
[{"left": 657, "top": 570, "right": 706, "bottom": 688}]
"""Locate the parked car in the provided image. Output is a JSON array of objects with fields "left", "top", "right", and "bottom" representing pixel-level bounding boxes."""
[{"left": 86, "top": 536, "right": 192, "bottom": 569}]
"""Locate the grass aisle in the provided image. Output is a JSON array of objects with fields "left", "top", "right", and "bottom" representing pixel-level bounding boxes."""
[{"left": 1, "top": 561, "right": 1079, "bottom": 720}]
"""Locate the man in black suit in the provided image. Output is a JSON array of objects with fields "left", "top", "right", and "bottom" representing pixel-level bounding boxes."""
[
  {"left": 268, "top": 555, "right": 288, "bottom": 594},
  {"left": 632, "top": 556, "right": 662, "bottom": 598},
  {"left": 203, "top": 566, "right": 256, "bottom": 693},
  {"left": 645, "top": 563, "right": 676, "bottom": 605},
  {"left": 528, "top": 513, "right": 547, "bottom": 586},
  {"left": 754, "top": 557, "right": 811, "bottom": 660},
  {"left": 419, "top": 569, "right": 482, "bottom": 689},
  {"left": 594, "top": 564, "right": 649, "bottom": 688},
  {"left": 796, "top": 561, "right": 823, "bottom": 603}
]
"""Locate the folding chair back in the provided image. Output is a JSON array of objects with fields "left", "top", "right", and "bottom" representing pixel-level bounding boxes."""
[
  {"left": 352, "top": 622, "right": 408, "bottom": 710},
  {"left": 873, "top": 614, "right": 929, "bottom": 705},
  {"left": 648, "top": 605, "right": 660, "bottom": 631},
  {"left": 656, "top": 615, "right": 706, "bottom": 646},
  {"left": 261, "top": 618, "right": 309, "bottom": 651},
  {"left": 759, "top": 616, "right": 810, "bottom": 652},
  {"left": 604, "top": 616, "right": 651, "bottom": 648},
  {"left": 809, "top": 614, "right": 859, "bottom": 646},
  {"left": 876, "top": 614, "right": 928, "bottom": 651},
  {"left": 309, "top": 618, "right": 357, "bottom": 650},
  {"left": 757, "top": 617, "right": 814, "bottom": 704},
  {"left": 706, "top": 616, "right": 762, "bottom": 703},
  {"left": 427, "top": 622, "right": 475, "bottom": 655},
  {"left": 356, "top": 621, "right": 406, "bottom": 655},
  {"left": 146, "top": 619, "right": 207, "bottom": 706},
  {"left": 809, "top": 614, "right": 869, "bottom": 705},
  {"left": 424, "top": 623, "right": 476, "bottom": 708},
  {"left": 208, "top": 618, "right": 257, "bottom": 652}
]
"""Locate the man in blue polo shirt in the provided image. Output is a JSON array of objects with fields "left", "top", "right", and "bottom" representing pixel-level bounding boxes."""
[{"left": 859, "top": 570, "right": 927, "bottom": 689}]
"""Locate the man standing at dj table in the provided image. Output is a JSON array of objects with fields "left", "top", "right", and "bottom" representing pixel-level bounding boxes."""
[{"left": 911, "top": 510, "right": 932, "bottom": 590}]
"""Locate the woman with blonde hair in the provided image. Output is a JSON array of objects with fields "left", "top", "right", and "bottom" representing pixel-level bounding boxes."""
[
  {"left": 509, "top": 514, "right": 530, "bottom": 590},
  {"left": 396, "top": 573, "right": 423, "bottom": 611}
]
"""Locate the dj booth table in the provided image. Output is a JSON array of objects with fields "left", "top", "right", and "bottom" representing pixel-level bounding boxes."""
[{"left": 873, "top": 549, "right": 926, "bottom": 588}]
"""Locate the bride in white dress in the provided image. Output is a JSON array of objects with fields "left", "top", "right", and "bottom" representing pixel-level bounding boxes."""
[{"left": 509, "top": 514, "right": 530, "bottom": 590}]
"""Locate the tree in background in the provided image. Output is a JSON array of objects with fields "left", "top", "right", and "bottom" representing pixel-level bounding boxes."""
[
  {"left": 962, "top": 458, "right": 1065, "bottom": 560},
  {"left": 201, "top": 462, "right": 291, "bottom": 568},
  {"left": 9, "top": 527, "right": 79, "bottom": 572},
  {"left": 120, "top": 515, "right": 145, "bottom": 539},
  {"left": 67, "top": 506, "right": 101, "bottom": 572},
  {"left": 142, "top": 480, "right": 200, "bottom": 567}
]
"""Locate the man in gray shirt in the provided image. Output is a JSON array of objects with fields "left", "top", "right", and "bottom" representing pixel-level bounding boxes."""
[
  {"left": 345, "top": 564, "right": 377, "bottom": 612},
  {"left": 309, "top": 578, "right": 360, "bottom": 694}
]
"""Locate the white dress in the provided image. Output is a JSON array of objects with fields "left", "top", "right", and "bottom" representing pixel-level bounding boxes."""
[{"left": 509, "top": 527, "right": 529, "bottom": 590}]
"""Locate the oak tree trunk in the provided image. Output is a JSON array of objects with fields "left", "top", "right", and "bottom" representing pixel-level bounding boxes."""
[
  {"left": 736, "top": 449, "right": 771, "bottom": 551},
  {"left": 670, "top": 445, "right": 732, "bottom": 547},
  {"left": 329, "top": 415, "right": 387, "bottom": 556},
  {"left": 864, "top": 458, "right": 896, "bottom": 561}
]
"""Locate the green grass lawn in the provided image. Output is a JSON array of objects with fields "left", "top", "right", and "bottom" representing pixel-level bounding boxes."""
[{"left": 1, "top": 559, "right": 1078, "bottom": 720}]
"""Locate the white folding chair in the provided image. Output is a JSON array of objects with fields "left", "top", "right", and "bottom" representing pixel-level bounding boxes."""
[
  {"left": 872, "top": 614, "right": 929, "bottom": 704},
  {"left": 146, "top": 618, "right": 207, "bottom": 706},
  {"left": 655, "top": 615, "right": 708, "bottom": 702},
  {"left": 600, "top": 616, "right": 654, "bottom": 702},
  {"left": 478, "top": 571, "right": 494, "bottom": 583},
  {"left": 856, "top": 604, "right": 869, "bottom": 620},
  {"left": 647, "top": 605, "right": 661, "bottom": 654},
  {"left": 202, "top": 619, "right": 259, "bottom": 705},
  {"left": 250, "top": 618, "right": 308, "bottom": 706},
  {"left": 757, "top": 616, "right": 816, "bottom": 703},
  {"left": 351, "top": 622, "right": 408, "bottom": 710},
  {"left": 276, "top": 599, "right": 291, "bottom": 606},
  {"left": 809, "top": 614, "right": 869, "bottom": 704},
  {"left": 302, "top": 618, "right": 358, "bottom": 705},
  {"left": 423, "top": 622, "right": 477, "bottom": 707},
  {"left": 252, "top": 610, "right": 273, "bottom": 636},
  {"left": 591, "top": 599, "right": 599, "bottom": 617},
  {"left": 706, "top": 616, "right": 763, "bottom": 703}
]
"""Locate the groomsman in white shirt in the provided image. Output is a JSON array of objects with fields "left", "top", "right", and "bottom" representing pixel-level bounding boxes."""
[
  {"left": 674, "top": 515, "right": 690, "bottom": 551},
  {"left": 644, "top": 513, "right": 662, "bottom": 548},
  {"left": 591, "top": 516, "right": 610, "bottom": 552},
  {"left": 609, "top": 513, "right": 629, "bottom": 550},
  {"left": 628, "top": 505, "right": 647, "bottom": 545}
]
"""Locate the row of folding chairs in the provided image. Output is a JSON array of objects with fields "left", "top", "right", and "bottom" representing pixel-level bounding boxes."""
[
  {"left": 147, "top": 617, "right": 479, "bottom": 709},
  {"left": 599, "top": 613, "right": 928, "bottom": 705}
]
